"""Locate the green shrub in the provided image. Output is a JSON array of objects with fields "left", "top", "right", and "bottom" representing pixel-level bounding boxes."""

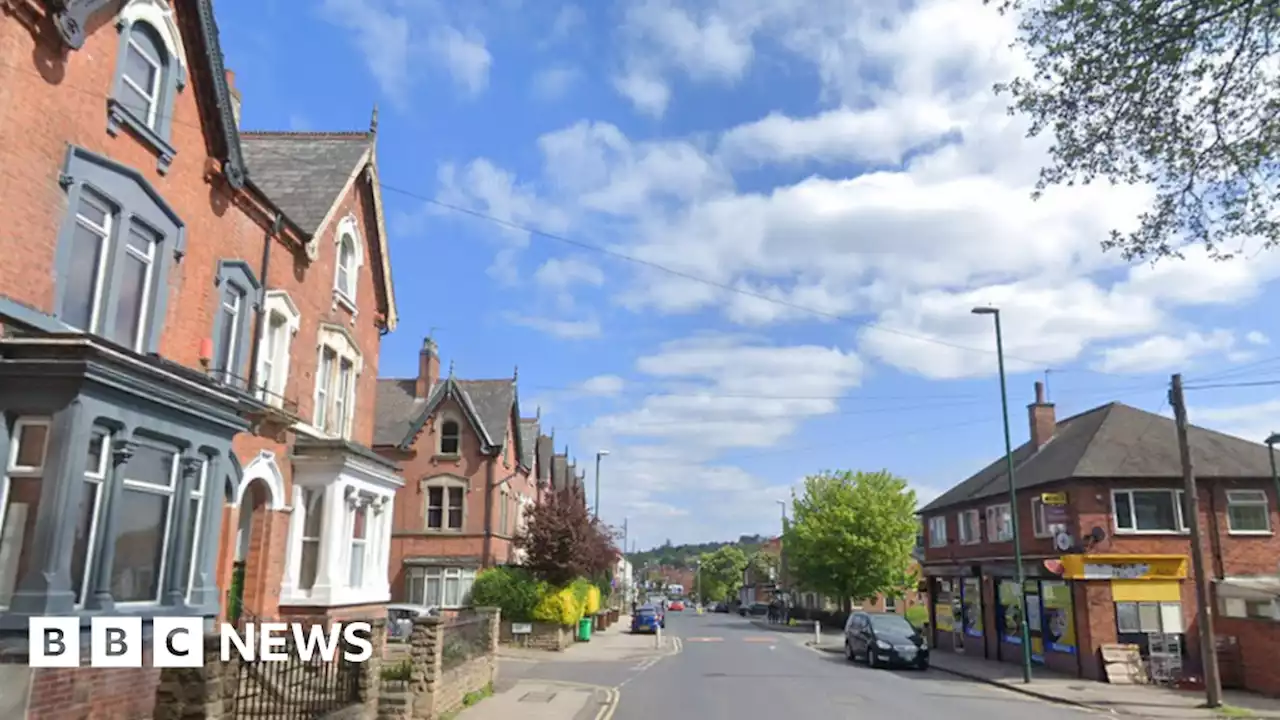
[
  {"left": 905, "top": 605, "right": 928, "bottom": 629},
  {"left": 532, "top": 586, "right": 579, "bottom": 625},
  {"left": 469, "top": 566, "right": 544, "bottom": 622}
]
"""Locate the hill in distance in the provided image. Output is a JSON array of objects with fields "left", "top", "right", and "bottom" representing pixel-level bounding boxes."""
[{"left": 627, "top": 534, "right": 770, "bottom": 570}]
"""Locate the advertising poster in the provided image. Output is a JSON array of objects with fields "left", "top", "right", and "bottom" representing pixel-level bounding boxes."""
[
  {"left": 998, "top": 580, "right": 1022, "bottom": 644},
  {"left": 935, "top": 603, "right": 953, "bottom": 631},
  {"left": 1041, "top": 580, "right": 1077, "bottom": 654},
  {"left": 1025, "top": 587, "right": 1045, "bottom": 663},
  {"left": 962, "top": 577, "right": 983, "bottom": 638}
]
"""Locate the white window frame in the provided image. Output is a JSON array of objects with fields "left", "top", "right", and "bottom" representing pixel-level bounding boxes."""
[
  {"left": 958, "top": 509, "right": 980, "bottom": 545},
  {"left": 499, "top": 489, "right": 509, "bottom": 535},
  {"left": 121, "top": 31, "right": 163, "bottom": 127},
  {"left": 986, "top": 503, "right": 1013, "bottom": 542},
  {"left": 927, "top": 515, "right": 947, "bottom": 547},
  {"left": 0, "top": 417, "right": 52, "bottom": 610},
  {"left": 216, "top": 282, "right": 242, "bottom": 385},
  {"left": 298, "top": 488, "right": 323, "bottom": 592},
  {"left": 72, "top": 191, "right": 114, "bottom": 334},
  {"left": 115, "top": 446, "right": 179, "bottom": 607},
  {"left": 1225, "top": 490, "right": 1271, "bottom": 535},
  {"left": 313, "top": 325, "right": 362, "bottom": 439},
  {"left": 72, "top": 430, "right": 111, "bottom": 607},
  {"left": 184, "top": 459, "right": 207, "bottom": 603},
  {"left": 1111, "top": 489, "right": 1188, "bottom": 534},
  {"left": 404, "top": 566, "right": 476, "bottom": 609},
  {"left": 1030, "top": 497, "right": 1051, "bottom": 538},
  {"left": 255, "top": 291, "right": 301, "bottom": 407},
  {"left": 331, "top": 215, "right": 365, "bottom": 313},
  {"left": 348, "top": 501, "right": 368, "bottom": 588},
  {"left": 1116, "top": 601, "right": 1184, "bottom": 634}
]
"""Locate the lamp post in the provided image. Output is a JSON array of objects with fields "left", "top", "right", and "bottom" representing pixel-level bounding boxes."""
[
  {"left": 594, "top": 450, "right": 610, "bottom": 519},
  {"left": 972, "top": 306, "right": 1033, "bottom": 684},
  {"left": 1265, "top": 434, "right": 1280, "bottom": 510},
  {"left": 776, "top": 500, "right": 788, "bottom": 603}
]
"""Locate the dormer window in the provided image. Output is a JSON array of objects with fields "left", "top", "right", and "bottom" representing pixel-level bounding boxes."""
[
  {"left": 439, "top": 420, "right": 461, "bottom": 455},
  {"left": 108, "top": 1, "right": 187, "bottom": 173},
  {"left": 336, "top": 234, "right": 356, "bottom": 298},
  {"left": 119, "top": 24, "right": 165, "bottom": 129}
]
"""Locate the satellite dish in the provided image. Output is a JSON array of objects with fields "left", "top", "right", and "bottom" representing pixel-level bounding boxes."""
[{"left": 1054, "top": 531, "right": 1074, "bottom": 552}]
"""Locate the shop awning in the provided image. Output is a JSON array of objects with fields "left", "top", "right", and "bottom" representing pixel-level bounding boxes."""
[{"left": 1215, "top": 576, "right": 1280, "bottom": 602}]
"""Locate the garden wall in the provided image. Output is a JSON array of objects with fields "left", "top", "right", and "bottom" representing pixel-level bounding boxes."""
[
  {"left": 498, "top": 621, "right": 573, "bottom": 651},
  {"left": 378, "top": 608, "right": 499, "bottom": 719}
]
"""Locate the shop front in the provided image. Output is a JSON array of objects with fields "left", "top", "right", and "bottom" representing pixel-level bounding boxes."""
[
  {"left": 1059, "top": 554, "right": 1189, "bottom": 679},
  {"left": 926, "top": 574, "right": 985, "bottom": 655}
]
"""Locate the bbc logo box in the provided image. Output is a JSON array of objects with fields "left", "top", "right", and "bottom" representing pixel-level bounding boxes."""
[
  {"left": 29, "top": 617, "right": 375, "bottom": 667},
  {"left": 29, "top": 617, "right": 206, "bottom": 668}
]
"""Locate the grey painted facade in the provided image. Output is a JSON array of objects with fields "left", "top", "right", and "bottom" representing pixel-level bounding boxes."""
[{"left": 0, "top": 334, "right": 259, "bottom": 631}]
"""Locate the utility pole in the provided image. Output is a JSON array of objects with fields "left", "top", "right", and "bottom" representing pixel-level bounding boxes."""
[{"left": 1169, "top": 373, "right": 1222, "bottom": 708}]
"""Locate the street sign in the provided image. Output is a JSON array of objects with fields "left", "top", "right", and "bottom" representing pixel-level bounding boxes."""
[
  {"left": 511, "top": 623, "right": 533, "bottom": 634},
  {"left": 1040, "top": 492, "right": 1068, "bottom": 505}
]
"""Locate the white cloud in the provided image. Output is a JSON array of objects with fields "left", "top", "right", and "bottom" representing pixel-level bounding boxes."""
[
  {"left": 429, "top": 26, "right": 492, "bottom": 96},
  {"left": 506, "top": 314, "right": 601, "bottom": 339},
  {"left": 531, "top": 65, "right": 580, "bottom": 100},
  {"left": 319, "top": 0, "right": 414, "bottom": 103},
  {"left": 1190, "top": 399, "right": 1280, "bottom": 448},
  {"left": 1095, "top": 330, "right": 1240, "bottom": 375},
  {"left": 611, "top": 72, "right": 672, "bottom": 117},
  {"left": 578, "top": 375, "right": 626, "bottom": 397}
]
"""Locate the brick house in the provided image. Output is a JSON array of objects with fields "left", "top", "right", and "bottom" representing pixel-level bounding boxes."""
[
  {"left": 919, "top": 381, "right": 1280, "bottom": 695},
  {"left": 0, "top": 0, "right": 400, "bottom": 716},
  {"left": 374, "top": 338, "right": 545, "bottom": 609}
]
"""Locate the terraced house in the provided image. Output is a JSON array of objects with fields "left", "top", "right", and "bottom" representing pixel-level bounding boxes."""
[
  {"left": 0, "top": 0, "right": 400, "bottom": 716},
  {"left": 375, "top": 338, "right": 570, "bottom": 609}
]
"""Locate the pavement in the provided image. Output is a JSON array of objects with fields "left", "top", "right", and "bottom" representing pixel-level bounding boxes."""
[
  {"left": 460, "top": 609, "right": 1218, "bottom": 720},
  {"left": 801, "top": 625, "right": 1280, "bottom": 719}
]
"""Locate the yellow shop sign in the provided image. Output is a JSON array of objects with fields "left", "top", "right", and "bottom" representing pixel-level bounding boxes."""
[
  {"left": 1040, "top": 492, "right": 1068, "bottom": 505},
  {"left": 1058, "top": 554, "right": 1187, "bottom": 581}
]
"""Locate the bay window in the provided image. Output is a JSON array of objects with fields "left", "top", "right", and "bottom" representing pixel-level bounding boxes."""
[
  {"left": 298, "top": 488, "right": 323, "bottom": 591},
  {"left": 349, "top": 501, "right": 367, "bottom": 588},
  {"left": 70, "top": 431, "right": 110, "bottom": 605},
  {"left": 0, "top": 418, "right": 50, "bottom": 608},
  {"left": 111, "top": 443, "right": 178, "bottom": 603},
  {"left": 405, "top": 566, "right": 476, "bottom": 609}
]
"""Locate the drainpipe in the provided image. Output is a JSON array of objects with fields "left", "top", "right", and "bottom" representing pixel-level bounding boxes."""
[
  {"left": 482, "top": 453, "right": 495, "bottom": 567},
  {"left": 245, "top": 213, "right": 281, "bottom": 394}
]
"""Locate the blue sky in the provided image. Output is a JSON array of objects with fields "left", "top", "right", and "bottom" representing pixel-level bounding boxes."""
[{"left": 217, "top": 0, "right": 1280, "bottom": 550}]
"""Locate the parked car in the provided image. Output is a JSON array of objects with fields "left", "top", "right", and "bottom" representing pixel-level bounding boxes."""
[
  {"left": 844, "top": 611, "right": 929, "bottom": 670},
  {"left": 631, "top": 604, "right": 665, "bottom": 634},
  {"left": 387, "top": 603, "right": 438, "bottom": 640},
  {"left": 669, "top": 600, "right": 685, "bottom": 611},
  {"left": 714, "top": 602, "right": 729, "bottom": 613},
  {"left": 738, "top": 602, "right": 768, "bottom": 617}
]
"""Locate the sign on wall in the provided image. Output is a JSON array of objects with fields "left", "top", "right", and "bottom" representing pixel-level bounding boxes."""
[{"left": 511, "top": 623, "right": 533, "bottom": 635}]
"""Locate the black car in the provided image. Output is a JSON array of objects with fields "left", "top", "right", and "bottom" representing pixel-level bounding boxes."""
[
  {"left": 713, "top": 602, "right": 729, "bottom": 613},
  {"left": 843, "top": 611, "right": 929, "bottom": 669}
]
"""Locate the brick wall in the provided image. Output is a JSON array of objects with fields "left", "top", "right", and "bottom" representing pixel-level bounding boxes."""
[
  {"left": 499, "top": 621, "right": 572, "bottom": 651},
  {"left": 380, "top": 609, "right": 499, "bottom": 719},
  {"left": 1215, "top": 617, "right": 1280, "bottom": 697}
]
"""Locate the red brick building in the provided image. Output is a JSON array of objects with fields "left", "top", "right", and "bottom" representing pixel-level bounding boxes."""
[
  {"left": 375, "top": 339, "right": 553, "bottom": 609},
  {"left": 0, "top": 0, "right": 401, "bottom": 716},
  {"left": 919, "top": 382, "right": 1280, "bottom": 695}
]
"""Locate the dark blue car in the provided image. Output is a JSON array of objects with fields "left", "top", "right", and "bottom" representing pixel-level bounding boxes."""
[{"left": 631, "top": 604, "right": 664, "bottom": 633}]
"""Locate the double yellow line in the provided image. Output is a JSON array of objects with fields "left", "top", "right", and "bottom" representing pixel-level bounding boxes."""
[{"left": 595, "top": 687, "right": 621, "bottom": 720}]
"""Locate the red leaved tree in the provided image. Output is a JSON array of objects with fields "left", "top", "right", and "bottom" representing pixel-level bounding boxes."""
[{"left": 517, "top": 490, "right": 618, "bottom": 586}]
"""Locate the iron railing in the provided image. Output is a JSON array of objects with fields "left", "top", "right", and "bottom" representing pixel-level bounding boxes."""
[
  {"left": 231, "top": 621, "right": 361, "bottom": 720},
  {"left": 440, "top": 612, "right": 490, "bottom": 673}
]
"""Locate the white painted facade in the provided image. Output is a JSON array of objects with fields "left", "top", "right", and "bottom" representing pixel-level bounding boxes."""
[{"left": 279, "top": 451, "right": 401, "bottom": 607}]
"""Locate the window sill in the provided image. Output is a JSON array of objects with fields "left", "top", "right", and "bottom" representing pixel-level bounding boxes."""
[
  {"left": 1113, "top": 529, "right": 1191, "bottom": 536},
  {"left": 434, "top": 453, "right": 462, "bottom": 462},
  {"left": 423, "top": 527, "right": 464, "bottom": 534},
  {"left": 106, "top": 98, "right": 177, "bottom": 174},
  {"left": 1226, "top": 529, "right": 1273, "bottom": 536},
  {"left": 333, "top": 290, "right": 358, "bottom": 316},
  {"left": 280, "top": 584, "right": 390, "bottom": 608}
]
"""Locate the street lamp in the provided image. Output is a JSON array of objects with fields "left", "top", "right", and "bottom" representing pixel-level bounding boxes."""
[
  {"left": 594, "top": 450, "right": 610, "bottom": 519},
  {"left": 972, "top": 305, "right": 1033, "bottom": 684},
  {"left": 776, "top": 500, "right": 787, "bottom": 601},
  {"left": 1264, "top": 434, "right": 1280, "bottom": 506}
]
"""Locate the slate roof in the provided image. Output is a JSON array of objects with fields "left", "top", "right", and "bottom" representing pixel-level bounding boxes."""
[
  {"left": 920, "top": 402, "right": 1275, "bottom": 514},
  {"left": 239, "top": 132, "right": 373, "bottom": 234},
  {"left": 518, "top": 419, "right": 539, "bottom": 470},
  {"left": 536, "top": 434, "right": 554, "bottom": 482},
  {"left": 551, "top": 454, "right": 568, "bottom": 490},
  {"left": 373, "top": 376, "right": 517, "bottom": 454}
]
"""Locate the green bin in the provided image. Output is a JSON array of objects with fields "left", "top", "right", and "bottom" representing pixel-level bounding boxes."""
[{"left": 577, "top": 617, "right": 593, "bottom": 642}]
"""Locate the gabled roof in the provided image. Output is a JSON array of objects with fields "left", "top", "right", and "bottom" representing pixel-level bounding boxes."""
[
  {"left": 920, "top": 401, "right": 1275, "bottom": 514},
  {"left": 518, "top": 419, "right": 539, "bottom": 471},
  {"left": 166, "top": 0, "right": 246, "bottom": 188},
  {"left": 374, "top": 376, "right": 518, "bottom": 454},
  {"left": 239, "top": 131, "right": 398, "bottom": 331},
  {"left": 551, "top": 453, "right": 568, "bottom": 490},
  {"left": 536, "top": 434, "right": 554, "bottom": 482}
]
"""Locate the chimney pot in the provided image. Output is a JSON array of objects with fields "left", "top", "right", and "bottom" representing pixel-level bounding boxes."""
[
  {"left": 1028, "top": 382, "right": 1056, "bottom": 450},
  {"left": 416, "top": 336, "right": 440, "bottom": 399}
]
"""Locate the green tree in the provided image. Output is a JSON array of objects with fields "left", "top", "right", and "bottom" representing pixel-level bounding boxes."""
[
  {"left": 785, "top": 470, "right": 918, "bottom": 609},
  {"left": 994, "top": 0, "right": 1280, "bottom": 262},
  {"left": 694, "top": 545, "right": 748, "bottom": 602},
  {"left": 745, "top": 551, "right": 777, "bottom": 583}
]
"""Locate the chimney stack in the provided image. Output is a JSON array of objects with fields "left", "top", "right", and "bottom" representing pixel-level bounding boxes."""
[
  {"left": 1028, "top": 381, "right": 1056, "bottom": 450},
  {"left": 417, "top": 337, "right": 440, "bottom": 398},
  {"left": 225, "top": 69, "right": 242, "bottom": 128}
]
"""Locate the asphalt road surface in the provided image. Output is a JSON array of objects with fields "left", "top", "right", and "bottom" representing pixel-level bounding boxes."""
[{"left": 604, "top": 611, "right": 1104, "bottom": 720}]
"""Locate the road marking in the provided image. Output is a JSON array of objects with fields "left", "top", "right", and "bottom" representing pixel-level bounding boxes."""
[
  {"left": 743, "top": 636, "right": 774, "bottom": 643},
  {"left": 684, "top": 637, "right": 724, "bottom": 642},
  {"left": 595, "top": 687, "right": 620, "bottom": 720}
]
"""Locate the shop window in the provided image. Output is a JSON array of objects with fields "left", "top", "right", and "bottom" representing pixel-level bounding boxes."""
[
  {"left": 1225, "top": 490, "right": 1270, "bottom": 534},
  {"left": 1116, "top": 601, "right": 1183, "bottom": 635}
]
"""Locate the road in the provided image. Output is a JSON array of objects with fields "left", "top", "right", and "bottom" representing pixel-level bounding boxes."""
[{"left": 512, "top": 610, "right": 1109, "bottom": 720}]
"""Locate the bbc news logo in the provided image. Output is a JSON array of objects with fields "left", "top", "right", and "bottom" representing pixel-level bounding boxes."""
[{"left": 28, "top": 617, "right": 374, "bottom": 668}]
